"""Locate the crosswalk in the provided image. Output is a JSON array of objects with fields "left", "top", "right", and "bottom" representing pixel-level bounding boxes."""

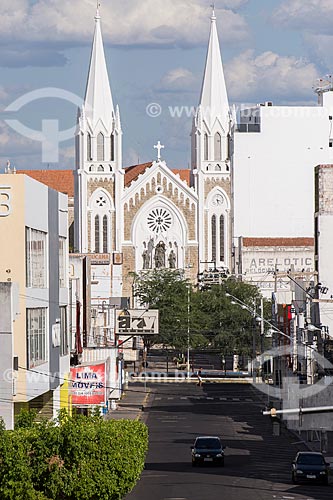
[{"left": 154, "top": 395, "right": 253, "bottom": 402}]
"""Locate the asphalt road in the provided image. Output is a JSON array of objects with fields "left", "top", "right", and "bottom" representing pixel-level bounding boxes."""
[{"left": 126, "top": 382, "right": 332, "bottom": 500}]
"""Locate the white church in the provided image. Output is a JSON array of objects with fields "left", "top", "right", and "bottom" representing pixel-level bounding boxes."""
[{"left": 20, "top": 7, "right": 333, "bottom": 304}]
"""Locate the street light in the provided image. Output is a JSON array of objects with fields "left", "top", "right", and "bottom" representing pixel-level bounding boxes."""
[{"left": 186, "top": 285, "right": 191, "bottom": 379}]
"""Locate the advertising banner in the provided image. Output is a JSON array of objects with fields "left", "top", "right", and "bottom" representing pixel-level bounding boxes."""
[
  {"left": 71, "top": 362, "right": 106, "bottom": 406},
  {"left": 115, "top": 309, "right": 159, "bottom": 335}
]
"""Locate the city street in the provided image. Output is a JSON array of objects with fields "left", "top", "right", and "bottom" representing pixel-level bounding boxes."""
[{"left": 127, "top": 383, "right": 332, "bottom": 500}]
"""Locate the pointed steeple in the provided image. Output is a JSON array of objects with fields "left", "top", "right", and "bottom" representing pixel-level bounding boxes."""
[
  {"left": 84, "top": 6, "right": 114, "bottom": 132},
  {"left": 199, "top": 9, "right": 229, "bottom": 132}
]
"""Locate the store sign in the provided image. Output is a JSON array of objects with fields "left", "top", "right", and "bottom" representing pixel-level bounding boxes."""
[
  {"left": 71, "top": 362, "right": 106, "bottom": 405},
  {"left": 242, "top": 249, "right": 314, "bottom": 276},
  {"left": 115, "top": 309, "right": 159, "bottom": 335},
  {"left": 0, "top": 186, "right": 11, "bottom": 217},
  {"left": 89, "top": 254, "right": 110, "bottom": 265}
]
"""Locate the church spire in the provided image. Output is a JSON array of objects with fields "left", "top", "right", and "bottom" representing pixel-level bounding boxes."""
[
  {"left": 84, "top": 5, "right": 114, "bottom": 132},
  {"left": 199, "top": 9, "right": 229, "bottom": 132}
]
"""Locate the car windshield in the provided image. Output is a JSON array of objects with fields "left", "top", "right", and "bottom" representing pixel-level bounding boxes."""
[
  {"left": 297, "top": 455, "right": 325, "bottom": 465},
  {"left": 196, "top": 438, "right": 221, "bottom": 449}
]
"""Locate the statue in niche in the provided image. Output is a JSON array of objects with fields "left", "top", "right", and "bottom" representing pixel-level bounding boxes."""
[
  {"left": 168, "top": 249, "right": 176, "bottom": 269},
  {"left": 142, "top": 242, "right": 150, "bottom": 269},
  {"left": 154, "top": 241, "right": 166, "bottom": 268}
]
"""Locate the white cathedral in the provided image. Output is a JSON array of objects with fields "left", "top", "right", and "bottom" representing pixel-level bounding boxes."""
[
  {"left": 74, "top": 7, "right": 233, "bottom": 298},
  {"left": 20, "top": 6, "right": 333, "bottom": 302}
]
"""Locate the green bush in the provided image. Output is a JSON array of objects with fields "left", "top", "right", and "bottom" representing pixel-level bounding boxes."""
[{"left": 0, "top": 410, "right": 148, "bottom": 500}]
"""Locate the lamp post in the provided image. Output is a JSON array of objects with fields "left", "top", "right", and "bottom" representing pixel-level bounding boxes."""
[{"left": 186, "top": 284, "right": 191, "bottom": 379}]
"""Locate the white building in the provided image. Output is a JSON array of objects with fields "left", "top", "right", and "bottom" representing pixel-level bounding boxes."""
[{"left": 233, "top": 91, "right": 333, "bottom": 239}]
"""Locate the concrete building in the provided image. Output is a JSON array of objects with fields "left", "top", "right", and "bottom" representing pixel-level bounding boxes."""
[
  {"left": 237, "top": 237, "right": 315, "bottom": 300},
  {"left": 314, "top": 164, "right": 333, "bottom": 336},
  {"left": 233, "top": 91, "right": 333, "bottom": 239},
  {"left": 0, "top": 173, "right": 70, "bottom": 429}
]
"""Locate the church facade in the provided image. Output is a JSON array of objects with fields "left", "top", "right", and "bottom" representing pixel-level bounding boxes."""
[{"left": 74, "top": 8, "right": 233, "bottom": 299}]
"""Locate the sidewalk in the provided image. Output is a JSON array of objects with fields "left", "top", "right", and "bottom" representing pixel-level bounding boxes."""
[
  {"left": 251, "top": 384, "right": 333, "bottom": 461},
  {"left": 105, "top": 382, "right": 152, "bottom": 421}
]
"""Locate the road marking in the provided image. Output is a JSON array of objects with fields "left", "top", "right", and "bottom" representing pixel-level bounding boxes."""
[
  {"left": 207, "top": 397, "right": 214, "bottom": 400},
  {"left": 180, "top": 397, "right": 188, "bottom": 400},
  {"left": 232, "top": 398, "right": 240, "bottom": 401},
  {"left": 245, "top": 398, "right": 253, "bottom": 402},
  {"left": 167, "top": 397, "right": 174, "bottom": 400},
  {"left": 155, "top": 397, "right": 161, "bottom": 400},
  {"left": 219, "top": 397, "right": 227, "bottom": 401}
]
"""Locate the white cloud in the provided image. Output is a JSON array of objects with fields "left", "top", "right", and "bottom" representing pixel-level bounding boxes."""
[
  {"left": 272, "top": 0, "right": 333, "bottom": 34},
  {"left": 0, "top": 0, "right": 249, "bottom": 48},
  {"left": 156, "top": 68, "right": 198, "bottom": 93},
  {"left": 225, "top": 50, "right": 319, "bottom": 102},
  {"left": 304, "top": 33, "right": 333, "bottom": 70}
]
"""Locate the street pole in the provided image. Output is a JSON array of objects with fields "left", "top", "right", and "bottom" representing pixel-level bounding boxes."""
[{"left": 186, "top": 285, "right": 190, "bottom": 379}]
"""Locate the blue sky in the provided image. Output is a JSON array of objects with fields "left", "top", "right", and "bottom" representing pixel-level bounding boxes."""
[{"left": 0, "top": 0, "right": 332, "bottom": 170}]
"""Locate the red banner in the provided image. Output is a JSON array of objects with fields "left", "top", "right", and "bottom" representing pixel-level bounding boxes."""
[{"left": 71, "top": 362, "right": 106, "bottom": 406}]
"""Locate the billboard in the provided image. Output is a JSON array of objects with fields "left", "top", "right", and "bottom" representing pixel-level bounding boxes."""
[
  {"left": 71, "top": 362, "right": 106, "bottom": 406},
  {"left": 115, "top": 309, "right": 159, "bottom": 335}
]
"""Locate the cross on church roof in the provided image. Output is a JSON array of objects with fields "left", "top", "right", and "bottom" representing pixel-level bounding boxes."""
[{"left": 154, "top": 141, "right": 165, "bottom": 161}]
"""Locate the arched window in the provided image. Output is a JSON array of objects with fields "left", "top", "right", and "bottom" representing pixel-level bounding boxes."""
[
  {"left": 110, "top": 134, "right": 115, "bottom": 161},
  {"left": 204, "top": 133, "right": 209, "bottom": 161},
  {"left": 97, "top": 165, "right": 104, "bottom": 172},
  {"left": 87, "top": 133, "right": 92, "bottom": 161},
  {"left": 211, "top": 215, "right": 216, "bottom": 264},
  {"left": 103, "top": 215, "right": 108, "bottom": 253},
  {"left": 97, "top": 132, "right": 104, "bottom": 162},
  {"left": 214, "top": 132, "right": 222, "bottom": 161},
  {"left": 94, "top": 215, "right": 100, "bottom": 253},
  {"left": 220, "top": 215, "right": 225, "bottom": 262}
]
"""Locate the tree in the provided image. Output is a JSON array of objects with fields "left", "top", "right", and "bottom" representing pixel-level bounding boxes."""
[
  {"left": 132, "top": 269, "right": 191, "bottom": 349},
  {"left": 132, "top": 271, "right": 271, "bottom": 356}
]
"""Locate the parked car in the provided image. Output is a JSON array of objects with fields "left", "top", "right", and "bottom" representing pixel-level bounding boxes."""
[
  {"left": 292, "top": 452, "right": 330, "bottom": 485},
  {"left": 191, "top": 436, "right": 225, "bottom": 466}
]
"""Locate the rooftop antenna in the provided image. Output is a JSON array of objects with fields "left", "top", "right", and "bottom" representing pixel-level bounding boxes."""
[{"left": 313, "top": 75, "right": 333, "bottom": 95}]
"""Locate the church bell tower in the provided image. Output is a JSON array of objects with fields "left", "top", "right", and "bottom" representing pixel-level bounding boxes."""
[
  {"left": 191, "top": 9, "right": 233, "bottom": 272},
  {"left": 74, "top": 6, "right": 123, "bottom": 255}
]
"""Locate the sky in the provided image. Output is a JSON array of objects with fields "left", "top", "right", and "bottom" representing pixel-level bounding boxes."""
[{"left": 0, "top": 0, "right": 332, "bottom": 171}]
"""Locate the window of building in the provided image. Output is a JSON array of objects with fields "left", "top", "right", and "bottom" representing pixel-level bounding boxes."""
[
  {"left": 26, "top": 228, "right": 47, "bottom": 288},
  {"left": 59, "top": 237, "right": 66, "bottom": 288},
  {"left": 204, "top": 133, "right": 209, "bottom": 161},
  {"left": 95, "top": 215, "right": 100, "bottom": 253},
  {"left": 103, "top": 215, "right": 108, "bottom": 253},
  {"left": 87, "top": 133, "right": 92, "bottom": 161},
  {"left": 60, "top": 306, "right": 68, "bottom": 357},
  {"left": 111, "top": 134, "right": 115, "bottom": 161},
  {"left": 211, "top": 215, "right": 217, "bottom": 263},
  {"left": 220, "top": 215, "right": 225, "bottom": 262},
  {"left": 214, "top": 132, "right": 222, "bottom": 161},
  {"left": 27, "top": 308, "right": 47, "bottom": 368},
  {"left": 97, "top": 132, "right": 104, "bottom": 162}
]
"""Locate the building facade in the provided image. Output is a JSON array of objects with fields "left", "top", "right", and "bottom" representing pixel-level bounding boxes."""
[
  {"left": 73, "top": 8, "right": 232, "bottom": 300},
  {"left": 314, "top": 164, "right": 333, "bottom": 336},
  {"left": 0, "top": 174, "right": 70, "bottom": 428}
]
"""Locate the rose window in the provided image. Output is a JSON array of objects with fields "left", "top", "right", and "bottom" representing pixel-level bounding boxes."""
[{"left": 147, "top": 208, "right": 172, "bottom": 233}]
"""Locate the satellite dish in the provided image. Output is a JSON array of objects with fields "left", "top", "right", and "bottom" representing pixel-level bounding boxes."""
[{"left": 313, "top": 76, "right": 333, "bottom": 93}]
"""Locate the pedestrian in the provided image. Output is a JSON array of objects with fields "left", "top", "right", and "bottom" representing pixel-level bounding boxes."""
[{"left": 197, "top": 367, "right": 203, "bottom": 387}]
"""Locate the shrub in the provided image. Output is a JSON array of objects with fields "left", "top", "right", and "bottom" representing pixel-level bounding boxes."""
[{"left": 0, "top": 410, "right": 148, "bottom": 500}]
